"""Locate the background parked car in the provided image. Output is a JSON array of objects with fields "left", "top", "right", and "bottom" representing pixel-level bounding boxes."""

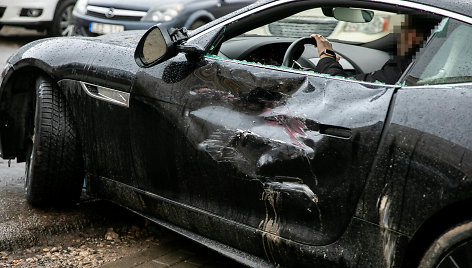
[
  {"left": 0, "top": 0, "right": 76, "bottom": 36},
  {"left": 72, "top": 0, "right": 255, "bottom": 36}
]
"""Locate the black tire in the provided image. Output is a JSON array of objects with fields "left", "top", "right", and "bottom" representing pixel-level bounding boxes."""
[
  {"left": 48, "top": 0, "right": 76, "bottom": 36},
  {"left": 25, "top": 76, "right": 84, "bottom": 206},
  {"left": 418, "top": 221, "right": 472, "bottom": 268},
  {"left": 189, "top": 20, "right": 208, "bottom": 30}
]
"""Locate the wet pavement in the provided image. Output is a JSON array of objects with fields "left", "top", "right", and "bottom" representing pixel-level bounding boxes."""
[
  {"left": 0, "top": 160, "right": 106, "bottom": 251},
  {"left": 0, "top": 27, "right": 43, "bottom": 65},
  {"left": 0, "top": 26, "right": 244, "bottom": 267},
  {"left": 0, "top": 159, "right": 242, "bottom": 267}
]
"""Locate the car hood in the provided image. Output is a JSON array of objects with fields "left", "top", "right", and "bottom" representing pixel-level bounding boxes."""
[
  {"left": 87, "top": 0, "right": 192, "bottom": 11},
  {"left": 4, "top": 30, "right": 146, "bottom": 92},
  {"left": 8, "top": 30, "right": 145, "bottom": 65}
]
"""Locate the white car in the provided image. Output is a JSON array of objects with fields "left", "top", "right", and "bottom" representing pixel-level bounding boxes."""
[{"left": 0, "top": 0, "right": 76, "bottom": 36}]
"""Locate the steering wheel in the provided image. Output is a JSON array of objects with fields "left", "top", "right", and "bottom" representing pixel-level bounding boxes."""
[{"left": 282, "top": 37, "right": 317, "bottom": 68}]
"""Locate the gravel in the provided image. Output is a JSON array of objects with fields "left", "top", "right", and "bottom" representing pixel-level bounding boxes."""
[{"left": 0, "top": 219, "right": 167, "bottom": 268}]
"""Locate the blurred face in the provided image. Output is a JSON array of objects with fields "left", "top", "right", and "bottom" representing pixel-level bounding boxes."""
[{"left": 397, "top": 19, "right": 425, "bottom": 56}]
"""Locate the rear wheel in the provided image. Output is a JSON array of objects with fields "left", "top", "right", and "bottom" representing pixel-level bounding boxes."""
[
  {"left": 418, "top": 221, "right": 472, "bottom": 268},
  {"left": 48, "top": 0, "right": 76, "bottom": 36},
  {"left": 25, "top": 76, "right": 84, "bottom": 206}
]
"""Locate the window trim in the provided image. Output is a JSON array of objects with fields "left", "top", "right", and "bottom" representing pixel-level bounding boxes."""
[{"left": 401, "top": 82, "right": 472, "bottom": 89}]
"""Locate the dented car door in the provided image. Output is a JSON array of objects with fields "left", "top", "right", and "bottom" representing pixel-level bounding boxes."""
[{"left": 130, "top": 52, "right": 396, "bottom": 247}]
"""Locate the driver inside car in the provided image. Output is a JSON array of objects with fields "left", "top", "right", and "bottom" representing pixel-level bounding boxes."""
[{"left": 311, "top": 15, "right": 439, "bottom": 84}]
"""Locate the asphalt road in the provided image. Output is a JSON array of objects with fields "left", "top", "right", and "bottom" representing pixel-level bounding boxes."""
[
  {"left": 0, "top": 27, "right": 42, "bottom": 66},
  {"left": 0, "top": 26, "right": 243, "bottom": 267}
]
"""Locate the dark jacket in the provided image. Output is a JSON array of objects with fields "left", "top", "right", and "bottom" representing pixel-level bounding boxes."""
[{"left": 314, "top": 56, "right": 410, "bottom": 84}]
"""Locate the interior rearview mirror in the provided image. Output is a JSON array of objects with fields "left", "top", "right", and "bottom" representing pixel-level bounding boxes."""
[
  {"left": 135, "top": 25, "right": 175, "bottom": 67},
  {"left": 333, "top": 7, "right": 374, "bottom": 23}
]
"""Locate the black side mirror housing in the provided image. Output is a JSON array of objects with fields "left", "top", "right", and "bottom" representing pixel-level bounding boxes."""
[
  {"left": 177, "top": 43, "right": 206, "bottom": 62},
  {"left": 135, "top": 25, "right": 206, "bottom": 67}
]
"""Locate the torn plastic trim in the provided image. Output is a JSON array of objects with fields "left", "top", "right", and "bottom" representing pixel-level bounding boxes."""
[
  {"left": 264, "top": 180, "right": 317, "bottom": 204},
  {"left": 204, "top": 54, "right": 399, "bottom": 88},
  {"left": 80, "top": 81, "right": 130, "bottom": 108},
  {"left": 274, "top": 116, "right": 352, "bottom": 139}
]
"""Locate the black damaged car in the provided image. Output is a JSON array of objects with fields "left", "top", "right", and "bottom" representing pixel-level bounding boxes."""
[{"left": 1, "top": 0, "right": 472, "bottom": 267}]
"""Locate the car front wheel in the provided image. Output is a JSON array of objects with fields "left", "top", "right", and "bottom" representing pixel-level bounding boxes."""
[
  {"left": 25, "top": 76, "right": 84, "bottom": 206},
  {"left": 418, "top": 221, "right": 472, "bottom": 268}
]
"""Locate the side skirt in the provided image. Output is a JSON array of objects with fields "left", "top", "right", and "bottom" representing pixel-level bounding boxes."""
[
  {"left": 86, "top": 174, "right": 410, "bottom": 268},
  {"left": 130, "top": 208, "right": 274, "bottom": 268},
  {"left": 86, "top": 174, "right": 274, "bottom": 268}
]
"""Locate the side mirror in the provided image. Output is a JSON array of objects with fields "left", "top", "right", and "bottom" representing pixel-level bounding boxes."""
[
  {"left": 333, "top": 7, "right": 374, "bottom": 23},
  {"left": 135, "top": 25, "right": 175, "bottom": 67},
  {"left": 135, "top": 25, "right": 205, "bottom": 67}
]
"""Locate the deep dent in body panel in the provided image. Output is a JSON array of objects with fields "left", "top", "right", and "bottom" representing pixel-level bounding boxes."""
[{"left": 117, "top": 48, "right": 394, "bottom": 264}]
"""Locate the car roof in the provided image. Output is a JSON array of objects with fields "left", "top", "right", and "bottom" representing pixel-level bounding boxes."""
[
  {"left": 405, "top": 0, "right": 472, "bottom": 18},
  {"left": 191, "top": 0, "right": 471, "bottom": 40},
  {"left": 256, "top": 0, "right": 472, "bottom": 19}
]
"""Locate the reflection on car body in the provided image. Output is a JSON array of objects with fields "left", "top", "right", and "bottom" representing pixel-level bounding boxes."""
[{"left": 2, "top": 0, "right": 472, "bottom": 267}]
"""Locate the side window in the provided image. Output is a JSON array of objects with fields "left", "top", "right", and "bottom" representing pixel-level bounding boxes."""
[
  {"left": 404, "top": 18, "right": 472, "bottom": 86},
  {"left": 215, "top": 7, "right": 401, "bottom": 79}
]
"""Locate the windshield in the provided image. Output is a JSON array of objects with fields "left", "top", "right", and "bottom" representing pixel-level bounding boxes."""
[{"left": 245, "top": 7, "right": 401, "bottom": 43}]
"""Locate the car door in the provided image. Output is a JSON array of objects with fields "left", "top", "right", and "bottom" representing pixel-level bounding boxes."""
[
  {"left": 130, "top": 60, "right": 394, "bottom": 246},
  {"left": 128, "top": 1, "right": 395, "bottom": 249}
]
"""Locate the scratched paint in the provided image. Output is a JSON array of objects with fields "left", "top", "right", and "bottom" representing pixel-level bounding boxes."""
[
  {"left": 378, "top": 194, "right": 396, "bottom": 267},
  {"left": 260, "top": 187, "right": 281, "bottom": 262}
]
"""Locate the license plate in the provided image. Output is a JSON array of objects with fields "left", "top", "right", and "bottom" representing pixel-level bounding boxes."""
[{"left": 89, "top": 22, "right": 124, "bottom": 34}]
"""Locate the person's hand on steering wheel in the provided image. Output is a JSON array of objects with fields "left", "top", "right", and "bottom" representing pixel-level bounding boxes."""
[{"left": 310, "top": 34, "right": 340, "bottom": 62}]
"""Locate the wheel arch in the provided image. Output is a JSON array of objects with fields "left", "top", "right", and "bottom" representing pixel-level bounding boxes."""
[
  {"left": 402, "top": 198, "right": 472, "bottom": 268},
  {"left": 1, "top": 65, "right": 61, "bottom": 162}
]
